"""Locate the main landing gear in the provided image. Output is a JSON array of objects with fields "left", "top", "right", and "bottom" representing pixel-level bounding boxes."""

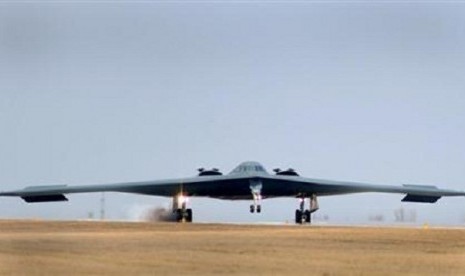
[
  {"left": 172, "top": 194, "right": 193, "bottom": 223},
  {"left": 295, "top": 194, "right": 319, "bottom": 224}
]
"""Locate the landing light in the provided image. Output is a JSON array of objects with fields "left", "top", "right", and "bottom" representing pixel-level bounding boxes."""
[{"left": 178, "top": 195, "right": 188, "bottom": 204}]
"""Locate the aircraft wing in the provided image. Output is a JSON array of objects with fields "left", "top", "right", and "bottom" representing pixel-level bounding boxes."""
[
  {"left": 0, "top": 174, "right": 254, "bottom": 202},
  {"left": 1, "top": 173, "right": 464, "bottom": 203},
  {"left": 259, "top": 175, "right": 465, "bottom": 203}
]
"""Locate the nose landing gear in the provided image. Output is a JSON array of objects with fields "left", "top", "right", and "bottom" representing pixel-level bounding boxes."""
[{"left": 249, "top": 179, "right": 263, "bottom": 214}]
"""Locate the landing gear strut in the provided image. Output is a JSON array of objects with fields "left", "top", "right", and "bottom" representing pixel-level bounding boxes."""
[
  {"left": 172, "top": 194, "right": 193, "bottom": 223},
  {"left": 249, "top": 179, "right": 263, "bottom": 213},
  {"left": 295, "top": 194, "right": 319, "bottom": 224}
]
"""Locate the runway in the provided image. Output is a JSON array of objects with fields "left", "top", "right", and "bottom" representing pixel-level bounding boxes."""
[{"left": 1, "top": 220, "right": 464, "bottom": 275}]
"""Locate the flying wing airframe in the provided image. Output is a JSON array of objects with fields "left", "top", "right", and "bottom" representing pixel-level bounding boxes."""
[{"left": 1, "top": 161, "right": 464, "bottom": 224}]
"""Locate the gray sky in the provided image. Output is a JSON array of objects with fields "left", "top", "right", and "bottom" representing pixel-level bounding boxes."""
[{"left": 1, "top": 2, "right": 464, "bottom": 225}]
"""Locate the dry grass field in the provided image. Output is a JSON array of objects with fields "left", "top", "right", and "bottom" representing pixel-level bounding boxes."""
[{"left": 0, "top": 220, "right": 464, "bottom": 275}]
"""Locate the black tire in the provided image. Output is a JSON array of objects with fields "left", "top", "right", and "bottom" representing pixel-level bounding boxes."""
[
  {"left": 257, "top": 205, "right": 261, "bottom": 213},
  {"left": 295, "top": 210, "right": 302, "bottom": 224},
  {"left": 186, "top": 209, "right": 193, "bottom": 223},
  {"left": 250, "top": 205, "right": 255, "bottom": 213},
  {"left": 305, "top": 210, "right": 311, "bottom": 223},
  {"left": 175, "top": 209, "right": 183, "bottom": 222}
]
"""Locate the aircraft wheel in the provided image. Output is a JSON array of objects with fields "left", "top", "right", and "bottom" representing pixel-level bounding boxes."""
[
  {"left": 175, "top": 209, "right": 183, "bottom": 222},
  {"left": 295, "top": 210, "right": 303, "bottom": 224},
  {"left": 256, "top": 205, "right": 261, "bottom": 213},
  {"left": 250, "top": 205, "right": 255, "bottom": 213},
  {"left": 186, "top": 209, "right": 193, "bottom": 223},
  {"left": 305, "top": 210, "right": 311, "bottom": 223}
]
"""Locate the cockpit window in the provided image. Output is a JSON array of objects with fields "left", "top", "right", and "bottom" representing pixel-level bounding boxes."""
[{"left": 230, "top": 162, "right": 267, "bottom": 174}]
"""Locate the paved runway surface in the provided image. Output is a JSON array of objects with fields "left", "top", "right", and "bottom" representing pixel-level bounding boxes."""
[{"left": 1, "top": 220, "right": 464, "bottom": 275}]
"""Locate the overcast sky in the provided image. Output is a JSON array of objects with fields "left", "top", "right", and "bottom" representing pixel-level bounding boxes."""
[{"left": 1, "top": 2, "right": 464, "bottom": 225}]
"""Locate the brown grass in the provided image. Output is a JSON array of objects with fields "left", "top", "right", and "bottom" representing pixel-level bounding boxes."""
[{"left": 0, "top": 220, "right": 464, "bottom": 275}]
